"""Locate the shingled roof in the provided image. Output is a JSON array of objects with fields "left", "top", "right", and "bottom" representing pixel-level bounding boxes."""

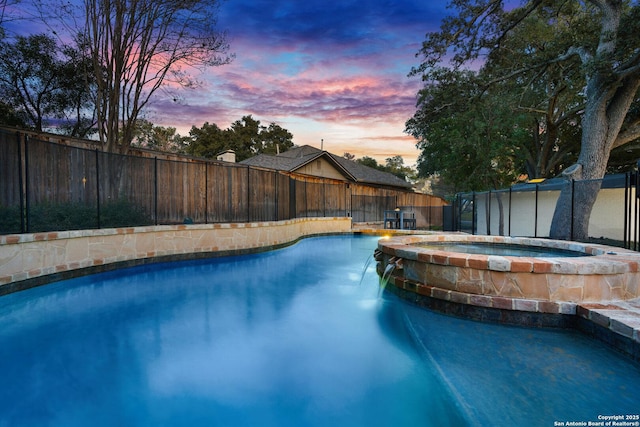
[{"left": 240, "top": 145, "right": 412, "bottom": 189}]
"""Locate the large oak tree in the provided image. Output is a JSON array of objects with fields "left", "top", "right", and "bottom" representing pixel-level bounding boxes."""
[{"left": 412, "top": 0, "right": 640, "bottom": 240}]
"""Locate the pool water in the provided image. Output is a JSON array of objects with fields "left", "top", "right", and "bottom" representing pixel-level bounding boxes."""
[
  {"left": 414, "top": 242, "right": 590, "bottom": 257},
  {"left": 0, "top": 235, "right": 463, "bottom": 427},
  {"left": 0, "top": 235, "right": 639, "bottom": 426}
]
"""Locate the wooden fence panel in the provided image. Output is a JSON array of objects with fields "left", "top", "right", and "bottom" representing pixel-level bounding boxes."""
[
  {"left": 350, "top": 194, "right": 396, "bottom": 222},
  {"left": 207, "top": 163, "right": 252, "bottom": 223},
  {"left": 101, "top": 153, "right": 155, "bottom": 223},
  {"left": 293, "top": 179, "right": 307, "bottom": 217},
  {"left": 24, "top": 138, "right": 100, "bottom": 231},
  {"left": 276, "top": 173, "right": 291, "bottom": 220},
  {"left": 208, "top": 163, "right": 233, "bottom": 222},
  {"left": 155, "top": 159, "right": 207, "bottom": 224},
  {"left": 230, "top": 166, "right": 249, "bottom": 222},
  {"left": 0, "top": 130, "right": 448, "bottom": 232},
  {"left": 0, "top": 130, "right": 21, "bottom": 207},
  {"left": 247, "top": 168, "right": 274, "bottom": 221},
  {"left": 324, "top": 182, "right": 347, "bottom": 217},
  {"left": 306, "top": 181, "right": 325, "bottom": 217}
]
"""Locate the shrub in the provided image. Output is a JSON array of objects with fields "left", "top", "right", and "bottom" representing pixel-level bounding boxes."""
[{"left": 0, "top": 200, "right": 153, "bottom": 234}]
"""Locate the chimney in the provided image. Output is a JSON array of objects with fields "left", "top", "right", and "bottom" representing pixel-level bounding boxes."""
[{"left": 217, "top": 150, "right": 236, "bottom": 163}]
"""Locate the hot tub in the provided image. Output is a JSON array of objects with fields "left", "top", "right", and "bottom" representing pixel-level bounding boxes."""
[{"left": 376, "top": 234, "right": 640, "bottom": 309}]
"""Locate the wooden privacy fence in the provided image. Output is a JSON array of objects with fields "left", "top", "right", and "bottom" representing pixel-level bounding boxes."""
[{"left": 0, "top": 129, "right": 445, "bottom": 234}]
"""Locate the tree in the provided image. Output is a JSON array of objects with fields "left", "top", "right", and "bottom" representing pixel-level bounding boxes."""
[
  {"left": 186, "top": 115, "right": 294, "bottom": 162},
  {"left": 0, "top": 33, "right": 95, "bottom": 135},
  {"left": 55, "top": 38, "right": 97, "bottom": 138},
  {"left": 412, "top": 0, "right": 640, "bottom": 240},
  {"left": 407, "top": 68, "right": 521, "bottom": 192},
  {"left": 0, "top": 101, "right": 27, "bottom": 127},
  {"left": 356, "top": 156, "right": 379, "bottom": 169},
  {"left": 0, "top": 0, "right": 21, "bottom": 29},
  {"left": 258, "top": 122, "right": 294, "bottom": 155},
  {"left": 408, "top": 5, "right": 589, "bottom": 187},
  {"left": 79, "top": 0, "right": 232, "bottom": 153},
  {"left": 131, "top": 119, "right": 188, "bottom": 153},
  {"left": 226, "top": 115, "right": 263, "bottom": 160},
  {"left": 186, "top": 122, "right": 227, "bottom": 159},
  {"left": 356, "top": 155, "right": 414, "bottom": 181},
  {"left": 384, "top": 156, "right": 415, "bottom": 182}
]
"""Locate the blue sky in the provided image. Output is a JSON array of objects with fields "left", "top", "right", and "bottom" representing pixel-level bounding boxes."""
[
  {"left": 6, "top": 0, "right": 451, "bottom": 165},
  {"left": 146, "top": 0, "right": 450, "bottom": 165}
]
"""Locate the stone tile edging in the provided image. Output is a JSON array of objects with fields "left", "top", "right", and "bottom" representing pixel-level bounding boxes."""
[{"left": 0, "top": 217, "right": 352, "bottom": 291}]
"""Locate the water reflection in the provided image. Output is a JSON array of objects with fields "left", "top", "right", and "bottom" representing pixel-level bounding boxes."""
[{"left": 0, "top": 235, "right": 462, "bottom": 426}]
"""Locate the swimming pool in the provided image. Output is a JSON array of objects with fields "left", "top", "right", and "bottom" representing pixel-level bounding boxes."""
[{"left": 0, "top": 235, "right": 638, "bottom": 426}]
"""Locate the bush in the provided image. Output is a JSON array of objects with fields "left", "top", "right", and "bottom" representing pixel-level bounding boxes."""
[
  {"left": 0, "top": 200, "right": 153, "bottom": 234},
  {"left": 0, "top": 205, "right": 23, "bottom": 234},
  {"left": 99, "top": 199, "right": 153, "bottom": 228}
]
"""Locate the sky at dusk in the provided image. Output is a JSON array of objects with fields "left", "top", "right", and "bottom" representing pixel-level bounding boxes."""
[{"left": 146, "top": 0, "right": 450, "bottom": 165}]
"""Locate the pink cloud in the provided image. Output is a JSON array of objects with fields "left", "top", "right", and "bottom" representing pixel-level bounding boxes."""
[{"left": 146, "top": 1, "right": 437, "bottom": 165}]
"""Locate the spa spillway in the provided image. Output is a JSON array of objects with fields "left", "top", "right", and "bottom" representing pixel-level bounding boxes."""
[{"left": 376, "top": 235, "right": 640, "bottom": 313}]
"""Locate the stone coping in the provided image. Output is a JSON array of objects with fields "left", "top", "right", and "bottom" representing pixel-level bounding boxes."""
[
  {"left": 0, "top": 217, "right": 352, "bottom": 293},
  {"left": 380, "top": 234, "right": 640, "bottom": 275},
  {"left": 378, "top": 234, "right": 640, "bottom": 303}
]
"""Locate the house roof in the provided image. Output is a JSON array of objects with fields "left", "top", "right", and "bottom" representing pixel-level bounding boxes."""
[{"left": 240, "top": 145, "right": 412, "bottom": 189}]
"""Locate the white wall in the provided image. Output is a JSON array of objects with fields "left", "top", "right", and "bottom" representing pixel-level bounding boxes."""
[{"left": 473, "top": 186, "right": 634, "bottom": 241}]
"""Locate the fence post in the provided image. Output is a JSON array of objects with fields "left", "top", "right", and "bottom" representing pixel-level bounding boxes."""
[
  {"left": 570, "top": 179, "right": 575, "bottom": 241},
  {"left": 204, "top": 162, "right": 208, "bottom": 224},
  {"left": 487, "top": 190, "right": 492, "bottom": 235},
  {"left": 274, "top": 171, "right": 278, "bottom": 221},
  {"left": 16, "top": 132, "right": 25, "bottom": 233},
  {"left": 24, "top": 134, "right": 30, "bottom": 233},
  {"left": 95, "top": 149, "right": 101, "bottom": 229},
  {"left": 624, "top": 172, "right": 630, "bottom": 249},
  {"left": 508, "top": 187, "right": 512, "bottom": 236},
  {"left": 534, "top": 184, "right": 539, "bottom": 238},
  {"left": 154, "top": 157, "right": 158, "bottom": 225},
  {"left": 633, "top": 170, "right": 640, "bottom": 251},
  {"left": 345, "top": 183, "right": 349, "bottom": 217},
  {"left": 456, "top": 194, "right": 461, "bottom": 231},
  {"left": 289, "top": 177, "right": 296, "bottom": 219},
  {"left": 246, "top": 166, "right": 251, "bottom": 222},
  {"left": 472, "top": 191, "right": 476, "bottom": 235},
  {"left": 227, "top": 167, "right": 233, "bottom": 222}
]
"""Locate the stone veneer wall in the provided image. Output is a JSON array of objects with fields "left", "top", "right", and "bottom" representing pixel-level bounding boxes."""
[
  {"left": 0, "top": 217, "right": 352, "bottom": 294},
  {"left": 378, "top": 234, "right": 640, "bottom": 303}
]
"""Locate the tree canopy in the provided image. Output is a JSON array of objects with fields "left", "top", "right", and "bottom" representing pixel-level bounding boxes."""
[
  {"left": 131, "top": 119, "right": 190, "bottom": 153},
  {"left": 409, "top": 0, "right": 640, "bottom": 240},
  {"left": 0, "top": 33, "right": 95, "bottom": 136},
  {"left": 186, "top": 115, "right": 294, "bottom": 162},
  {"left": 23, "top": 0, "right": 232, "bottom": 152},
  {"left": 352, "top": 155, "right": 415, "bottom": 182},
  {"left": 82, "top": 0, "right": 232, "bottom": 153},
  {"left": 0, "top": 0, "right": 232, "bottom": 149}
]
